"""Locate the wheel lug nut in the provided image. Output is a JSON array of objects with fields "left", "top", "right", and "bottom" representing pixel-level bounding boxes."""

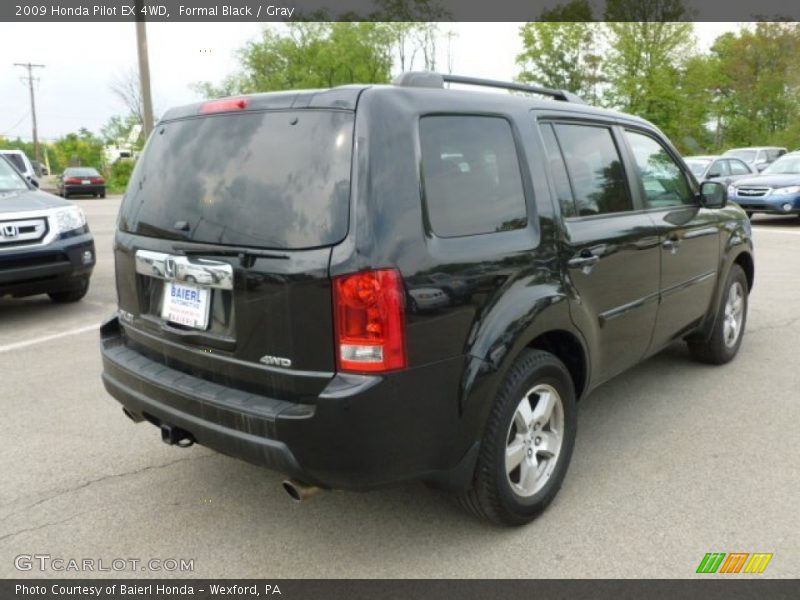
[{"left": 535, "top": 437, "right": 541, "bottom": 445}]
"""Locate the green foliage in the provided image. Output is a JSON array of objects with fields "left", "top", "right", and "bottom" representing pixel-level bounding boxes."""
[
  {"left": 603, "top": 21, "right": 697, "bottom": 147},
  {"left": 101, "top": 114, "right": 141, "bottom": 145},
  {"left": 51, "top": 128, "right": 105, "bottom": 172},
  {"left": 0, "top": 136, "right": 61, "bottom": 173},
  {"left": 195, "top": 23, "right": 395, "bottom": 97},
  {"left": 107, "top": 158, "right": 136, "bottom": 193},
  {"left": 516, "top": 2, "right": 603, "bottom": 102},
  {"left": 708, "top": 23, "right": 800, "bottom": 149}
]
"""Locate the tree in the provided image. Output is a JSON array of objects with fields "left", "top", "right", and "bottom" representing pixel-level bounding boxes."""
[
  {"left": 374, "top": 0, "right": 450, "bottom": 73},
  {"left": 602, "top": 1, "right": 696, "bottom": 146},
  {"left": 52, "top": 128, "right": 105, "bottom": 170},
  {"left": 516, "top": 1, "right": 603, "bottom": 102},
  {"left": 707, "top": 23, "right": 800, "bottom": 149},
  {"left": 195, "top": 23, "right": 395, "bottom": 98},
  {"left": 100, "top": 114, "right": 141, "bottom": 145}
]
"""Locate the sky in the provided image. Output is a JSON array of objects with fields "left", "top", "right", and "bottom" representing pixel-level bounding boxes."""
[{"left": 0, "top": 22, "right": 739, "bottom": 142}]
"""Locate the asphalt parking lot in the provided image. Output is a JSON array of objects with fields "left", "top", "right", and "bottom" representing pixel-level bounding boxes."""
[{"left": 1, "top": 197, "right": 798, "bottom": 579}]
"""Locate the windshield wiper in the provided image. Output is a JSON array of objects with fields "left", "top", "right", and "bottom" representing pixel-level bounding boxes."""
[{"left": 171, "top": 242, "right": 289, "bottom": 260}]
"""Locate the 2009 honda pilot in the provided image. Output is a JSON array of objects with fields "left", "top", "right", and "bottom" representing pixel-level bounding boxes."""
[{"left": 101, "top": 73, "right": 754, "bottom": 525}]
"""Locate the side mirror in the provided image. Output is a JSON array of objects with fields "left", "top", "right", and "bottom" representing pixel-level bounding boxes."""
[
  {"left": 707, "top": 171, "right": 721, "bottom": 179},
  {"left": 700, "top": 180, "right": 727, "bottom": 209},
  {"left": 28, "top": 176, "right": 39, "bottom": 188},
  {"left": 756, "top": 163, "right": 769, "bottom": 172}
]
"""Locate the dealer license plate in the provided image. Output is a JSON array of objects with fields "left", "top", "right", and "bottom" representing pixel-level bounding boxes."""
[{"left": 161, "top": 281, "right": 211, "bottom": 330}]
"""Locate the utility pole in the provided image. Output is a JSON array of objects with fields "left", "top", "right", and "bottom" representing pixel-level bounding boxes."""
[
  {"left": 14, "top": 62, "right": 45, "bottom": 164},
  {"left": 134, "top": 0, "right": 154, "bottom": 139}
]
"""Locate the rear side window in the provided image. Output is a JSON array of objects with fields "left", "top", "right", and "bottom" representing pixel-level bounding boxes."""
[
  {"left": 120, "top": 110, "right": 354, "bottom": 250},
  {"left": 552, "top": 124, "right": 633, "bottom": 216},
  {"left": 4, "top": 154, "right": 25, "bottom": 173},
  {"left": 419, "top": 116, "right": 527, "bottom": 237}
]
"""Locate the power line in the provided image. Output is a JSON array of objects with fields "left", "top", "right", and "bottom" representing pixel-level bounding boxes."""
[
  {"left": 13, "top": 62, "right": 45, "bottom": 163},
  {"left": 0, "top": 111, "right": 30, "bottom": 137}
]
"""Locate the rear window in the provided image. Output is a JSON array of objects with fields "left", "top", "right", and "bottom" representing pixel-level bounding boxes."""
[
  {"left": 120, "top": 110, "right": 354, "bottom": 250},
  {"left": 66, "top": 168, "right": 100, "bottom": 177}
]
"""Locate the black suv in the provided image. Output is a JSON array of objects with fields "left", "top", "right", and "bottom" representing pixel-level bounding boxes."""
[
  {"left": 100, "top": 73, "right": 753, "bottom": 525},
  {"left": 0, "top": 155, "right": 95, "bottom": 303}
]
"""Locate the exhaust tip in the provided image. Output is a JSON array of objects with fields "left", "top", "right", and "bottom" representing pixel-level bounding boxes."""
[
  {"left": 282, "top": 480, "right": 303, "bottom": 503},
  {"left": 282, "top": 479, "right": 320, "bottom": 503}
]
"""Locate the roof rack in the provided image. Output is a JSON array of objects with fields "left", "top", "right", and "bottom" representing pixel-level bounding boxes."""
[{"left": 392, "top": 71, "right": 586, "bottom": 104}]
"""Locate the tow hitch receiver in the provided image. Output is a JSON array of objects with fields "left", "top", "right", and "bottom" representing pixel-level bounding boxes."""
[{"left": 160, "top": 424, "right": 195, "bottom": 448}]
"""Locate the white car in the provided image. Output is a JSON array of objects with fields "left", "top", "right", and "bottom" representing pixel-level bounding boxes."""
[{"left": 0, "top": 149, "right": 38, "bottom": 184}]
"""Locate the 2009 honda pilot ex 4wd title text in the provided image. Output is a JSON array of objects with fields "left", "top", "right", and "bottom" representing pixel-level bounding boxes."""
[{"left": 100, "top": 72, "right": 754, "bottom": 525}]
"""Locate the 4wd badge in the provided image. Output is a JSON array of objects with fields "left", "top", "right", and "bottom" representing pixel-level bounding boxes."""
[{"left": 259, "top": 355, "right": 292, "bottom": 368}]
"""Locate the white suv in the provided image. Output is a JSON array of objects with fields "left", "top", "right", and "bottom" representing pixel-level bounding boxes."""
[{"left": 0, "top": 149, "right": 38, "bottom": 184}]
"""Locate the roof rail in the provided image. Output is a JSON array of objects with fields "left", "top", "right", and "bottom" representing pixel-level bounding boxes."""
[{"left": 392, "top": 71, "right": 586, "bottom": 104}]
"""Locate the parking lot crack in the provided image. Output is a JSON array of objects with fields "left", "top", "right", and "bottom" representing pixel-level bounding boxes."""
[
  {"left": 0, "top": 453, "right": 212, "bottom": 523},
  {"left": 0, "top": 511, "right": 86, "bottom": 544}
]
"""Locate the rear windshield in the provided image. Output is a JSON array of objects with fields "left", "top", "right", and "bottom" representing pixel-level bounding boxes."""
[
  {"left": 119, "top": 110, "right": 354, "bottom": 250},
  {"left": 66, "top": 168, "right": 100, "bottom": 177}
]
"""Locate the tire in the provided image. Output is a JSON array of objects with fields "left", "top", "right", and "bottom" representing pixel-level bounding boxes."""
[
  {"left": 48, "top": 278, "right": 89, "bottom": 303},
  {"left": 100, "top": 191, "right": 106, "bottom": 199},
  {"left": 63, "top": 192, "right": 69, "bottom": 199},
  {"left": 687, "top": 264, "right": 748, "bottom": 364},
  {"left": 745, "top": 211, "right": 754, "bottom": 220},
  {"left": 457, "top": 349, "right": 577, "bottom": 526}
]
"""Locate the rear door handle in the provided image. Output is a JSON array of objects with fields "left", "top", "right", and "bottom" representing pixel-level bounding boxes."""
[
  {"left": 568, "top": 252, "right": 600, "bottom": 271},
  {"left": 662, "top": 236, "right": 682, "bottom": 253}
]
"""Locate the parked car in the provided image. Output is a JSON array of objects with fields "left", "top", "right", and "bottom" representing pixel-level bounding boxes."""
[
  {"left": 58, "top": 167, "right": 106, "bottom": 198},
  {"left": 729, "top": 151, "right": 800, "bottom": 219},
  {"left": 407, "top": 284, "right": 450, "bottom": 313},
  {"left": 684, "top": 155, "right": 757, "bottom": 191},
  {"left": 0, "top": 154, "right": 95, "bottom": 302},
  {"left": 723, "top": 146, "right": 787, "bottom": 172},
  {"left": 0, "top": 149, "right": 38, "bottom": 186},
  {"left": 31, "top": 160, "right": 49, "bottom": 177},
  {"left": 100, "top": 73, "right": 753, "bottom": 525}
]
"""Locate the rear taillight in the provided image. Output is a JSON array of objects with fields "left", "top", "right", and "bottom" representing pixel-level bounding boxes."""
[
  {"left": 200, "top": 97, "right": 249, "bottom": 114},
  {"left": 333, "top": 269, "right": 407, "bottom": 373},
  {"left": 64, "top": 177, "right": 81, "bottom": 184},
  {"left": 91, "top": 177, "right": 105, "bottom": 184}
]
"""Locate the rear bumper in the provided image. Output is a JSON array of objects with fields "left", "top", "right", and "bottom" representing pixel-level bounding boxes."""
[
  {"left": 100, "top": 315, "right": 478, "bottom": 491},
  {"left": 0, "top": 233, "right": 95, "bottom": 298},
  {"left": 64, "top": 185, "right": 105, "bottom": 196}
]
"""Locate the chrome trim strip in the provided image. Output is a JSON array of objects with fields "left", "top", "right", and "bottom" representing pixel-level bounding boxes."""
[
  {"left": 599, "top": 291, "right": 660, "bottom": 325},
  {"left": 135, "top": 249, "right": 234, "bottom": 290},
  {"left": 0, "top": 209, "right": 59, "bottom": 251},
  {"left": 660, "top": 271, "right": 717, "bottom": 299}
]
